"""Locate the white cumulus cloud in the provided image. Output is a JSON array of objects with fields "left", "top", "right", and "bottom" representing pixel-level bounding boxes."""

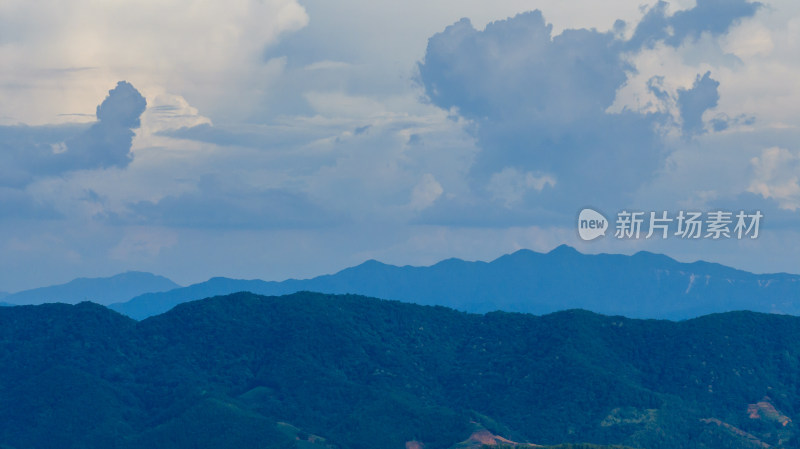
[{"left": 749, "top": 147, "right": 800, "bottom": 210}]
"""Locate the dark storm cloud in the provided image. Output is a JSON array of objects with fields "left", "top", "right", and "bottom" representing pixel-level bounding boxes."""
[
  {"left": 58, "top": 81, "right": 146, "bottom": 171},
  {"left": 0, "top": 81, "right": 146, "bottom": 188},
  {"left": 677, "top": 71, "right": 720, "bottom": 138}
]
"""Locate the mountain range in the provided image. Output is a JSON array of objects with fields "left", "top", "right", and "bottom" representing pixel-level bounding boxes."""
[
  {"left": 110, "top": 245, "right": 800, "bottom": 320},
  {"left": 3, "top": 246, "right": 799, "bottom": 321},
  {"left": 1, "top": 271, "right": 180, "bottom": 306},
  {"left": 0, "top": 291, "right": 797, "bottom": 449}
]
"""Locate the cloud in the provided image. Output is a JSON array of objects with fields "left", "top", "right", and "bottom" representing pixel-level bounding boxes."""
[
  {"left": 0, "top": 0, "right": 308, "bottom": 125},
  {"left": 708, "top": 113, "right": 755, "bottom": 132},
  {"left": 417, "top": 1, "right": 764, "bottom": 220},
  {"left": 0, "top": 123, "right": 87, "bottom": 187},
  {"left": 748, "top": 147, "right": 800, "bottom": 211},
  {"left": 115, "top": 176, "right": 343, "bottom": 229},
  {"left": 677, "top": 71, "right": 720, "bottom": 137},
  {"left": 0, "top": 188, "right": 62, "bottom": 220},
  {"left": 487, "top": 168, "right": 556, "bottom": 208},
  {"left": 95, "top": 81, "right": 147, "bottom": 128},
  {"left": 414, "top": 195, "right": 566, "bottom": 228},
  {"left": 0, "top": 81, "right": 145, "bottom": 188},
  {"left": 409, "top": 174, "right": 444, "bottom": 211},
  {"left": 156, "top": 122, "right": 330, "bottom": 150},
  {"left": 59, "top": 81, "right": 146, "bottom": 171},
  {"left": 3, "top": 0, "right": 800, "bottom": 292},
  {"left": 419, "top": 13, "right": 629, "bottom": 122},
  {"left": 709, "top": 191, "right": 800, "bottom": 231},
  {"left": 150, "top": 92, "right": 480, "bottom": 226},
  {"left": 110, "top": 228, "right": 178, "bottom": 261},
  {"left": 628, "top": 0, "right": 762, "bottom": 50},
  {"left": 417, "top": 11, "right": 666, "bottom": 211}
]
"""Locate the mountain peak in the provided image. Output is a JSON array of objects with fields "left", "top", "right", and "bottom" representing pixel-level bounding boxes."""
[
  {"left": 548, "top": 244, "right": 581, "bottom": 256},
  {"left": 110, "top": 271, "right": 170, "bottom": 279},
  {"left": 360, "top": 258, "right": 388, "bottom": 267},
  {"left": 632, "top": 250, "right": 678, "bottom": 265},
  {"left": 344, "top": 259, "right": 393, "bottom": 272}
]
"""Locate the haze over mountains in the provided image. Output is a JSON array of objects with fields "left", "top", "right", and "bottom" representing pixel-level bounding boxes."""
[
  {"left": 2, "top": 271, "right": 179, "bottom": 306},
  {"left": 0, "top": 291, "right": 797, "bottom": 449},
  {"left": 111, "top": 245, "right": 800, "bottom": 320},
  {"left": 4, "top": 246, "right": 799, "bottom": 320}
]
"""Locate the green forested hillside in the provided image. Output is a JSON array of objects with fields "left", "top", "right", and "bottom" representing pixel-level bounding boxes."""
[{"left": 0, "top": 292, "right": 798, "bottom": 449}]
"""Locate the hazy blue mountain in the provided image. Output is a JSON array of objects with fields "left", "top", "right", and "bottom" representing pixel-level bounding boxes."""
[
  {"left": 4, "top": 271, "right": 180, "bottom": 306},
  {"left": 2, "top": 291, "right": 799, "bottom": 449},
  {"left": 110, "top": 245, "right": 800, "bottom": 320}
]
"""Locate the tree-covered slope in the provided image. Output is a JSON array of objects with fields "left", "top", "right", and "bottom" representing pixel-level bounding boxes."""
[{"left": 1, "top": 292, "right": 798, "bottom": 448}]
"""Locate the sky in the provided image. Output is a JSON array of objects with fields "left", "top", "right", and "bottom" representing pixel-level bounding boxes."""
[{"left": 1, "top": 0, "right": 799, "bottom": 291}]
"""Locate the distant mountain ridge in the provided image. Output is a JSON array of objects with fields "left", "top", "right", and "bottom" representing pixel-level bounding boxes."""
[
  {"left": 110, "top": 245, "right": 800, "bottom": 320},
  {"left": 4, "top": 271, "right": 180, "bottom": 306}
]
